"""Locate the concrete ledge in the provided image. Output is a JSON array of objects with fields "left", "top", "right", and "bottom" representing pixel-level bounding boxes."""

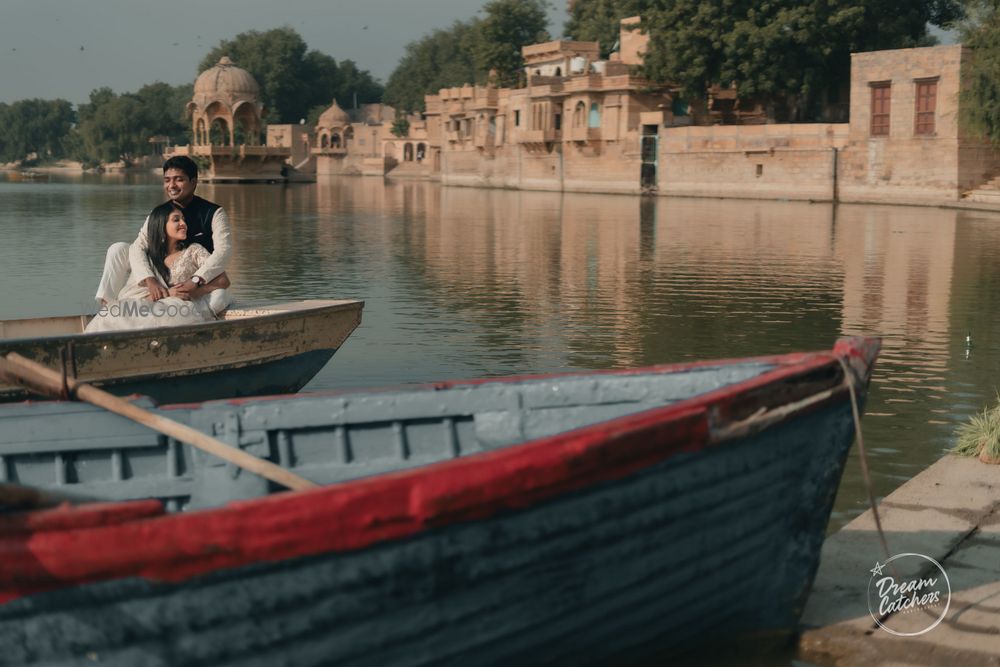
[{"left": 798, "top": 455, "right": 1000, "bottom": 666}]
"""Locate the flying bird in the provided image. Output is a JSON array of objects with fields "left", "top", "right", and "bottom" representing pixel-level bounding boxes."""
[
  {"left": 80, "top": 46, "right": 85, "bottom": 51},
  {"left": 362, "top": 25, "right": 368, "bottom": 30}
]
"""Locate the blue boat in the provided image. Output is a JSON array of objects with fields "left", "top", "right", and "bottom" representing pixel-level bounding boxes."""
[
  {"left": 0, "top": 299, "right": 363, "bottom": 404},
  {"left": 0, "top": 337, "right": 878, "bottom": 665}
]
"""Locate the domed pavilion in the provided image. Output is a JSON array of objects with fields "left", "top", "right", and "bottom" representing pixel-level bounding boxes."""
[
  {"left": 315, "top": 99, "right": 353, "bottom": 151},
  {"left": 189, "top": 56, "right": 264, "bottom": 147},
  {"left": 166, "top": 56, "right": 293, "bottom": 182}
]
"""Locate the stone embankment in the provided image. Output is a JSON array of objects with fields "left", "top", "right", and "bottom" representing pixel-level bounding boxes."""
[{"left": 799, "top": 455, "right": 1000, "bottom": 666}]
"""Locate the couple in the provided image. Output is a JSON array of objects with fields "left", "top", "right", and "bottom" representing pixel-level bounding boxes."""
[{"left": 86, "top": 156, "right": 232, "bottom": 333}]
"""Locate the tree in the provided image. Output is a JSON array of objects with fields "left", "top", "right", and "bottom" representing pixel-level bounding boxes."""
[
  {"left": 472, "top": 0, "right": 551, "bottom": 87},
  {"left": 391, "top": 117, "right": 411, "bottom": 138},
  {"left": 200, "top": 27, "right": 383, "bottom": 123},
  {"left": 383, "top": 20, "right": 481, "bottom": 113},
  {"left": 334, "top": 59, "right": 385, "bottom": 110},
  {"left": 72, "top": 82, "right": 192, "bottom": 167},
  {"left": 564, "top": 0, "right": 652, "bottom": 57},
  {"left": 636, "top": 0, "right": 963, "bottom": 121},
  {"left": 961, "top": 2, "right": 1000, "bottom": 142},
  {"left": 0, "top": 99, "right": 75, "bottom": 164}
]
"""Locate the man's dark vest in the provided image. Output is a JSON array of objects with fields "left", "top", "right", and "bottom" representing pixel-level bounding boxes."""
[{"left": 175, "top": 195, "right": 220, "bottom": 253}]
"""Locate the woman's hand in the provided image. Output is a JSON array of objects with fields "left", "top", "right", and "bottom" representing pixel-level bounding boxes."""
[
  {"left": 144, "top": 277, "right": 168, "bottom": 301},
  {"left": 168, "top": 282, "right": 194, "bottom": 300}
]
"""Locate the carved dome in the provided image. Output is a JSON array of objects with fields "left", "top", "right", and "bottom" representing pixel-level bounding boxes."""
[
  {"left": 317, "top": 99, "right": 351, "bottom": 128},
  {"left": 194, "top": 56, "right": 261, "bottom": 98}
]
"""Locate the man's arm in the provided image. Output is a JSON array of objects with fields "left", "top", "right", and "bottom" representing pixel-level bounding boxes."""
[
  {"left": 128, "top": 216, "right": 155, "bottom": 284},
  {"left": 170, "top": 272, "right": 230, "bottom": 301},
  {"left": 192, "top": 208, "right": 232, "bottom": 284}
]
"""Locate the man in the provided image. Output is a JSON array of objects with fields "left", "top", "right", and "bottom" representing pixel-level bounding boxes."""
[{"left": 95, "top": 156, "right": 232, "bottom": 314}]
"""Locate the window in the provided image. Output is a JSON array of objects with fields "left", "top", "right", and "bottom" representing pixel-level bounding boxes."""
[
  {"left": 554, "top": 113, "right": 561, "bottom": 131},
  {"left": 870, "top": 83, "right": 890, "bottom": 136},
  {"left": 589, "top": 103, "right": 601, "bottom": 129},
  {"left": 915, "top": 79, "right": 937, "bottom": 135},
  {"left": 514, "top": 110, "right": 520, "bottom": 127}
]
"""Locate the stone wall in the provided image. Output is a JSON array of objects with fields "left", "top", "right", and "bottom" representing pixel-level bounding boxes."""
[
  {"left": 439, "top": 141, "right": 644, "bottom": 194},
  {"left": 316, "top": 155, "right": 386, "bottom": 177},
  {"left": 657, "top": 124, "right": 848, "bottom": 201}
]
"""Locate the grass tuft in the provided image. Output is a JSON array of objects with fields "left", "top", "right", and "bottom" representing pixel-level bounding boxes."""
[{"left": 952, "top": 394, "right": 1000, "bottom": 463}]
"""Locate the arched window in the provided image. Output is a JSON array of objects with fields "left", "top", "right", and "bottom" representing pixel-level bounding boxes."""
[
  {"left": 331, "top": 133, "right": 341, "bottom": 148},
  {"left": 209, "top": 118, "right": 229, "bottom": 146},
  {"left": 574, "top": 101, "right": 586, "bottom": 127},
  {"left": 320, "top": 134, "right": 329, "bottom": 148},
  {"left": 416, "top": 143, "right": 426, "bottom": 161},
  {"left": 404, "top": 143, "right": 414, "bottom": 161},
  {"left": 555, "top": 67, "right": 562, "bottom": 77},
  {"left": 589, "top": 103, "right": 601, "bottom": 129}
]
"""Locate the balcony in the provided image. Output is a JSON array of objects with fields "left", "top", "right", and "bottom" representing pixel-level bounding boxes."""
[
  {"left": 566, "top": 127, "right": 601, "bottom": 143},
  {"left": 311, "top": 146, "right": 347, "bottom": 156},
  {"left": 474, "top": 132, "right": 495, "bottom": 149},
  {"left": 519, "top": 128, "right": 560, "bottom": 144},
  {"left": 444, "top": 129, "right": 461, "bottom": 143},
  {"left": 472, "top": 89, "right": 499, "bottom": 110}
]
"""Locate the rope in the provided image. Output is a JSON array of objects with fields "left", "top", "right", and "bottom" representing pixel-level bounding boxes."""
[
  {"left": 58, "top": 346, "right": 71, "bottom": 401},
  {"left": 837, "top": 355, "right": 894, "bottom": 568}
]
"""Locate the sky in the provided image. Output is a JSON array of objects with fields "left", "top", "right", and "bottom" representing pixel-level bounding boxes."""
[{"left": 0, "top": 0, "right": 570, "bottom": 105}]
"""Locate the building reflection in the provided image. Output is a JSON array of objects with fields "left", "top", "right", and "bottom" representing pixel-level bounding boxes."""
[{"left": 204, "top": 178, "right": 960, "bottom": 385}]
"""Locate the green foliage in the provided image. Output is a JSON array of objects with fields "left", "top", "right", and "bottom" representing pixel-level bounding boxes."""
[
  {"left": 612, "top": 0, "right": 964, "bottom": 121},
  {"left": 961, "top": 3, "right": 1000, "bottom": 142},
  {"left": 0, "top": 98, "right": 75, "bottom": 164},
  {"left": 384, "top": 0, "right": 551, "bottom": 112},
  {"left": 334, "top": 59, "right": 385, "bottom": 110},
  {"left": 199, "top": 27, "right": 383, "bottom": 123},
  {"left": 564, "top": 0, "right": 652, "bottom": 57},
  {"left": 383, "top": 20, "right": 481, "bottom": 113},
  {"left": 391, "top": 117, "right": 411, "bottom": 138},
  {"left": 952, "top": 393, "right": 1000, "bottom": 462},
  {"left": 72, "top": 82, "right": 191, "bottom": 167},
  {"left": 472, "top": 0, "right": 551, "bottom": 87}
]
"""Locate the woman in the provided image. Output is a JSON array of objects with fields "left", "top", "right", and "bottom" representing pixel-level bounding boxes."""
[{"left": 85, "top": 202, "right": 230, "bottom": 333}]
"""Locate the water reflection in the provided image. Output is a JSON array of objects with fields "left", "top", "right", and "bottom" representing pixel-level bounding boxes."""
[{"left": 2, "top": 172, "right": 997, "bottom": 529}]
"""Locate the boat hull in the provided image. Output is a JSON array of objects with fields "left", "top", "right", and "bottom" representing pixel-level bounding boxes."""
[
  {"left": 0, "top": 338, "right": 879, "bottom": 664},
  {"left": 0, "top": 300, "right": 363, "bottom": 403}
]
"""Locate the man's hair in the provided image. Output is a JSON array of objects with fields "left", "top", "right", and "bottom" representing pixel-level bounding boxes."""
[{"left": 162, "top": 155, "right": 198, "bottom": 180}]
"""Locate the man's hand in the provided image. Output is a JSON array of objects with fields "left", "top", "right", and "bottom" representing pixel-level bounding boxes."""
[
  {"left": 168, "top": 280, "right": 197, "bottom": 301},
  {"left": 143, "top": 277, "right": 169, "bottom": 301}
]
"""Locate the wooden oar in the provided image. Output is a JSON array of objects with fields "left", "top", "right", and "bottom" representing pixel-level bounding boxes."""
[{"left": 0, "top": 353, "right": 316, "bottom": 492}]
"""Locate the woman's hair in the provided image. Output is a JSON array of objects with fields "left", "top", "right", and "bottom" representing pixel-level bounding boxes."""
[{"left": 146, "top": 201, "right": 186, "bottom": 284}]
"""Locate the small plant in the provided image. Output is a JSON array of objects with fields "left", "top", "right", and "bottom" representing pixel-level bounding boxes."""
[
  {"left": 390, "top": 118, "right": 410, "bottom": 138},
  {"left": 952, "top": 394, "right": 1000, "bottom": 464}
]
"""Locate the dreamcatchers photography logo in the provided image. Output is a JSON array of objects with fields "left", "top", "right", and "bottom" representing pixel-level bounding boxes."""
[{"left": 867, "top": 553, "right": 951, "bottom": 636}]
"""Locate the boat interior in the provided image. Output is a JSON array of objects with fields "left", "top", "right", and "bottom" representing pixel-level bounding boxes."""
[
  {"left": 0, "top": 302, "right": 341, "bottom": 340},
  {"left": 0, "top": 363, "right": 776, "bottom": 512}
]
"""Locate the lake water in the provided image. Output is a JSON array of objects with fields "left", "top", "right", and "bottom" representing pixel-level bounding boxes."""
[{"left": 2, "top": 172, "right": 998, "bottom": 532}]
